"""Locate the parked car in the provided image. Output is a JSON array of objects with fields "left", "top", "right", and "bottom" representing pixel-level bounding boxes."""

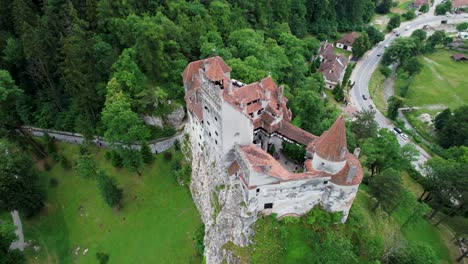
[
  {"left": 405, "top": 26, "right": 410, "bottom": 31},
  {"left": 441, "top": 20, "right": 448, "bottom": 24},
  {"left": 400, "top": 133, "right": 409, "bottom": 140},
  {"left": 362, "top": 94, "right": 367, "bottom": 100},
  {"left": 393, "top": 127, "right": 402, "bottom": 134},
  {"left": 377, "top": 53, "right": 382, "bottom": 57},
  {"left": 384, "top": 44, "right": 389, "bottom": 48}
]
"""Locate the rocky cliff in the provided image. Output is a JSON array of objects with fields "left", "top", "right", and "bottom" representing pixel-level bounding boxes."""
[{"left": 187, "top": 130, "right": 257, "bottom": 263}]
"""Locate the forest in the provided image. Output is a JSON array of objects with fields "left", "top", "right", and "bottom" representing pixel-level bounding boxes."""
[{"left": 0, "top": 0, "right": 378, "bottom": 140}]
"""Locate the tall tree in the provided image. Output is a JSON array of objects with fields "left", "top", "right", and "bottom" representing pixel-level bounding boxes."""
[
  {"left": 350, "top": 109, "right": 378, "bottom": 140},
  {"left": 97, "top": 171, "right": 123, "bottom": 208},
  {"left": 0, "top": 141, "right": 45, "bottom": 216},
  {"left": 0, "top": 70, "right": 23, "bottom": 135},
  {"left": 352, "top": 33, "right": 371, "bottom": 58},
  {"left": 0, "top": 220, "right": 25, "bottom": 264},
  {"left": 369, "top": 168, "right": 404, "bottom": 212}
]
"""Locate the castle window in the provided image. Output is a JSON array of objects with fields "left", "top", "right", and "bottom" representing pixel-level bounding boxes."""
[
  {"left": 207, "top": 121, "right": 210, "bottom": 126},
  {"left": 264, "top": 203, "right": 273, "bottom": 209},
  {"left": 215, "top": 140, "right": 218, "bottom": 144},
  {"left": 323, "top": 181, "right": 328, "bottom": 184},
  {"left": 199, "top": 135, "right": 201, "bottom": 140},
  {"left": 215, "top": 131, "right": 218, "bottom": 136},
  {"left": 249, "top": 113, "right": 254, "bottom": 118},
  {"left": 209, "top": 132, "right": 211, "bottom": 137},
  {"left": 256, "top": 188, "right": 260, "bottom": 193},
  {"left": 215, "top": 116, "right": 218, "bottom": 121}
]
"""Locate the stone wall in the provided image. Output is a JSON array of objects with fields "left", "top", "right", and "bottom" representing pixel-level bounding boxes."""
[{"left": 21, "top": 126, "right": 184, "bottom": 154}]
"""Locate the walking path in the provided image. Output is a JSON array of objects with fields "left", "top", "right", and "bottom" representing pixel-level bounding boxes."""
[
  {"left": 9, "top": 210, "right": 25, "bottom": 251},
  {"left": 20, "top": 125, "right": 186, "bottom": 154}
]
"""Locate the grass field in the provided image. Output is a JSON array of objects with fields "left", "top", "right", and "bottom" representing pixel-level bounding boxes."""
[
  {"left": 23, "top": 143, "right": 202, "bottom": 264},
  {"left": 369, "top": 66, "right": 388, "bottom": 114},
  {"left": 402, "top": 50, "right": 468, "bottom": 114}
]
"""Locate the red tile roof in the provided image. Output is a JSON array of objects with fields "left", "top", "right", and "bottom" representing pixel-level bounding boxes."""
[
  {"left": 308, "top": 115, "right": 348, "bottom": 162},
  {"left": 337, "top": 32, "right": 359, "bottom": 46},
  {"left": 453, "top": 0, "right": 468, "bottom": 7},
  {"left": 452, "top": 53, "right": 468, "bottom": 61},
  {"left": 277, "top": 121, "right": 317, "bottom": 146},
  {"left": 227, "top": 161, "right": 240, "bottom": 176}
]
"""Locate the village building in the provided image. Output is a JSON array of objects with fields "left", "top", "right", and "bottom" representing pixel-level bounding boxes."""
[
  {"left": 317, "top": 41, "right": 349, "bottom": 89},
  {"left": 335, "top": 32, "right": 359, "bottom": 51},
  {"left": 183, "top": 56, "right": 363, "bottom": 222},
  {"left": 453, "top": 0, "right": 468, "bottom": 10},
  {"left": 452, "top": 53, "right": 468, "bottom": 62},
  {"left": 410, "top": 0, "right": 429, "bottom": 9}
]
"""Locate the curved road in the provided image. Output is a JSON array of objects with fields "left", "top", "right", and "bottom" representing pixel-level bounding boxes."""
[{"left": 349, "top": 9, "right": 468, "bottom": 171}]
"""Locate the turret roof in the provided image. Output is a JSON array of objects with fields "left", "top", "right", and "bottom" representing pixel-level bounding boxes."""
[{"left": 309, "top": 115, "right": 348, "bottom": 162}]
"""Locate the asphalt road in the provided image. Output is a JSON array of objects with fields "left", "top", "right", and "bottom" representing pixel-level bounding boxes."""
[{"left": 349, "top": 8, "right": 468, "bottom": 171}]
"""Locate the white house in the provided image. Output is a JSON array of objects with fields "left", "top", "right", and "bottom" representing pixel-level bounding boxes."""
[
  {"left": 183, "top": 57, "right": 363, "bottom": 222},
  {"left": 335, "top": 32, "right": 359, "bottom": 51}
]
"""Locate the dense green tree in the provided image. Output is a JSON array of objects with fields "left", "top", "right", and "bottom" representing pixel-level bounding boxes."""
[
  {"left": 457, "top": 22, "right": 468, "bottom": 32},
  {"left": 411, "top": 29, "right": 427, "bottom": 42},
  {"left": 435, "top": 0, "right": 452, "bottom": 15},
  {"left": 352, "top": 33, "right": 371, "bottom": 58},
  {"left": 387, "top": 96, "right": 403, "bottom": 120},
  {"left": 362, "top": 129, "right": 417, "bottom": 175},
  {"left": 365, "top": 26, "right": 384, "bottom": 45},
  {"left": 419, "top": 3, "right": 429, "bottom": 13},
  {"left": 401, "top": 57, "right": 422, "bottom": 76},
  {"left": 102, "top": 91, "right": 149, "bottom": 145},
  {"left": 386, "top": 15, "right": 401, "bottom": 32},
  {"left": 281, "top": 141, "right": 306, "bottom": 163},
  {"left": 436, "top": 105, "right": 468, "bottom": 148},
  {"left": 332, "top": 83, "right": 344, "bottom": 102},
  {"left": 289, "top": 0, "right": 307, "bottom": 38},
  {"left": 0, "top": 142, "right": 44, "bottom": 216},
  {"left": 140, "top": 142, "right": 154, "bottom": 164},
  {"left": 383, "top": 37, "right": 419, "bottom": 65},
  {"left": 402, "top": 9, "right": 416, "bottom": 20},
  {"left": 376, "top": 0, "right": 393, "bottom": 14},
  {"left": 350, "top": 109, "right": 378, "bottom": 140},
  {"left": 97, "top": 171, "right": 123, "bottom": 208},
  {"left": 75, "top": 153, "right": 99, "bottom": 178},
  {"left": 369, "top": 168, "right": 404, "bottom": 212},
  {"left": 111, "top": 48, "right": 146, "bottom": 98},
  {"left": 0, "top": 220, "right": 26, "bottom": 264},
  {"left": 0, "top": 70, "right": 23, "bottom": 134}
]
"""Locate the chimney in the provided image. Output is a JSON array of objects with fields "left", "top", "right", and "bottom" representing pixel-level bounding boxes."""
[
  {"left": 353, "top": 147, "right": 361, "bottom": 158},
  {"left": 228, "top": 80, "right": 233, "bottom": 94},
  {"left": 277, "top": 85, "right": 284, "bottom": 107},
  {"left": 265, "top": 89, "right": 271, "bottom": 100},
  {"left": 340, "top": 147, "right": 346, "bottom": 160},
  {"left": 346, "top": 165, "right": 357, "bottom": 184}
]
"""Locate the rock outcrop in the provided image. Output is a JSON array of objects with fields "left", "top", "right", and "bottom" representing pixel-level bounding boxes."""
[
  {"left": 143, "top": 115, "right": 164, "bottom": 128},
  {"left": 164, "top": 105, "right": 186, "bottom": 129},
  {"left": 187, "top": 129, "right": 256, "bottom": 263}
]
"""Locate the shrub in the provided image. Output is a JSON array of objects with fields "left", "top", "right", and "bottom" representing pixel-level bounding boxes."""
[
  {"left": 419, "top": 3, "right": 429, "bottom": 13},
  {"left": 110, "top": 151, "right": 123, "bottom": 168},
  {"left": 43, "top": 132, "right": 57, "bottom": 154},
  {"left": 140, "top": 142, "right": 154, "bottom": 164},
  {"left": 97, "top": 172, "right": 123, "bottom": 208},
  {"left": 79, "top": 144, "right": 90, "bottom": 155},
  {"left": 403, "top": 9, "right": 416, "bottom": 20},
  {"left": 104, "top": 151, "right": 112, "bottom": 160},
  {"left": 193, "top": 224, "right": 205, "bottom": 256},
  {"left": 163, "top": 151, "right": 172, "bottom": 161},
  {"left": 44, "top": 162, "right": 52, "bottom": 171},
  {"left": 380, "top": 66, "right": 391, "bottom": 78},
  {"left": 49, "top": 178, "right": 58, "bottom": 187},
  {"left": 281, "top": 141, "right": 306, "bottom": 163},
  {"left": 60, "top": 155, "right": 72, "bottom": 170},
  {"left": 174, "top": 139, "right": 180, "bottom": 151},
  {"left": 96, "top": 252, "right": 109, "bottom": 264}
]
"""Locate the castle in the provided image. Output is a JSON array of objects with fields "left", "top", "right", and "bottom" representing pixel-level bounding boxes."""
[{"left": 183, "top": 56, "right": 363, "bottom": 222}]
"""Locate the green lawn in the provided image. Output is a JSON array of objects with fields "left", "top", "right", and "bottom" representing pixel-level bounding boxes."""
[
  {"left": 402, "top": 50, "right": 468, "bottom": 114},
  {"left": 369, "top": 66, "right": 388, "bottom": 114},
  {"left": 24, "top": 143, "right": 202, "bottom": 264}
]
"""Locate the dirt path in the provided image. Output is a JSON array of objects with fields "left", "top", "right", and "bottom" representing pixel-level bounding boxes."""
[{"left": 9, "top": 210, "right": 25, "bottom": 251}]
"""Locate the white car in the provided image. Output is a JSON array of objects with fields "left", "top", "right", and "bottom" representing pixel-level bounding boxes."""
[
  {"left": 400, "top": 133, "right": 409, "bottom": 140},
  {"left": 405, "top": 26, "right": 410, "bottom": 31}
]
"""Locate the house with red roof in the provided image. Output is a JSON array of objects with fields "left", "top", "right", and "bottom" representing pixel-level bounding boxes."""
[
  {"left": 183, "top": 57, "right": 363, "bottom": 222},
  {"left": 317, "top": 41, "right": 349, "bottom": 89},
  {"left": 336, "top": 32, "right": 359, "bottom": 51}
]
